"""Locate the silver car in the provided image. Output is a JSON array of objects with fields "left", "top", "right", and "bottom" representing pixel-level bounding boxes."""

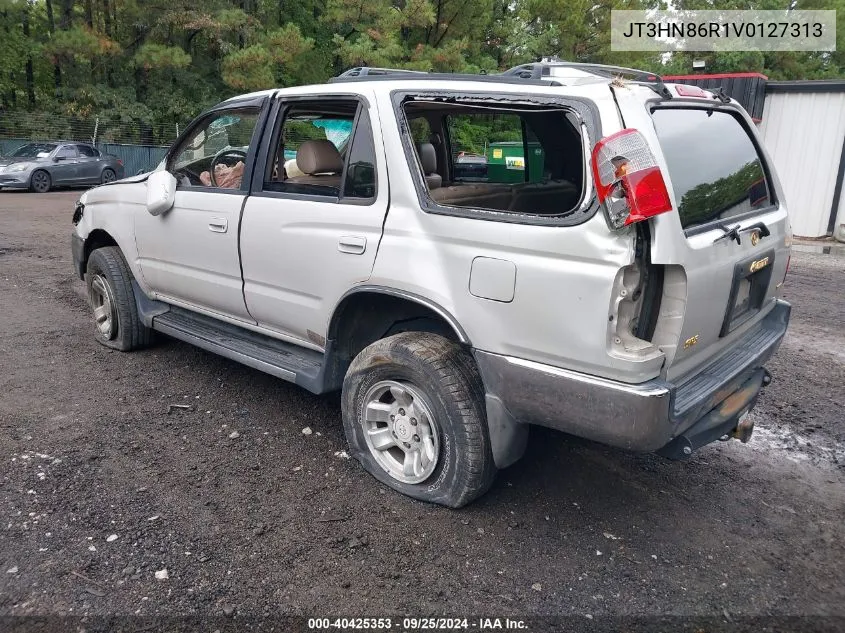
[
  {"left": 0, "top": 142, "right": 125, "bottom": 193},
  {"left": 71, "top": 63, "right": 791, "bottom": 508}
]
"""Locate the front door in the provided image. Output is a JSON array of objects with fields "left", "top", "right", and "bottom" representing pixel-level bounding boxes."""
[
  {"left": 134, "top": 101, "right": 267, "bottom": 321},
  {"left": 239, "top": 94, "right": 388, "bottom": 345}
]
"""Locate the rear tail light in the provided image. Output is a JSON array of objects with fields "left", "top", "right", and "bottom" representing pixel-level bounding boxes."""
[
  {"left": 591, "top": 129, "right": 673, "bottom": 229},
  {"left": 117, "top": 159, "right": 124, "bottom": 166}
]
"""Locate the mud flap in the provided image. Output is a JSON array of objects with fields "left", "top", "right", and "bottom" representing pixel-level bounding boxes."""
[{"left": 484, "top": 394, "right": 529, "bottom": 468}]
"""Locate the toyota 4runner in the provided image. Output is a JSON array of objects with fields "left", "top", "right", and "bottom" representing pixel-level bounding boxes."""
[{"left": 71, "top": 62, "right": 792, "bottom": 507}]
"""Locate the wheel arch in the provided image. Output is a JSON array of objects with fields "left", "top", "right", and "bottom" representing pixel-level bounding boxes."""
[
  {"left": 329, "top": 286, "right": 469, "bottom": 345},
  {"left": 322, "top": 287, "right": 470, "bottom": 391},
  {"left": 81, "top": 229, "right": 119, "bottom": 276}
]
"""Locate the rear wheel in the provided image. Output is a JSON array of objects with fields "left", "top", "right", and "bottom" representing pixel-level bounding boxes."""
[
  {"left": 342, "top": 332, "right": 496, "bottom": 508},
  {"left": 86, "top": 246, "right": 151, "bottom": 351},
  {"left": 101, "top": 168, "right": 116, "bottom": 185},
  {"left": 30, "top": 170, "right": 51, "bottom": 193}
]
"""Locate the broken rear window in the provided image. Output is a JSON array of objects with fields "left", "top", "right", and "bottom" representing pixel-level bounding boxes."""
[{"left": 402, "top": 100, "right": 585, "bottom": 218}]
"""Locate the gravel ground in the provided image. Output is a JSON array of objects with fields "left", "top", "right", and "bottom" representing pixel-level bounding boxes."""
[{"left": 0, "top": 191, "right": 843, "bottom": 629}]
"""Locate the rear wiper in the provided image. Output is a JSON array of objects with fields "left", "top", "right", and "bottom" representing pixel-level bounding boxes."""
[
  {"left": 713, "top": 221, "right": 771, "bottom": 246},
  {"left": 714, "top": 222, "right": 742, "bottom": 245}
]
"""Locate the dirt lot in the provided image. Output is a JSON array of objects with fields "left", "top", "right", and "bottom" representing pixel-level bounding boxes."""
[{"left": 1, "top": 191, "right": 843, "bottom": 628}]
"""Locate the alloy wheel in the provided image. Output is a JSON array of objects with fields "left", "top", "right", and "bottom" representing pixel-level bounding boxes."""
[
  {"left": 360, "top": 380, "right": 440, "bottom": 484},
  {"left": 90, "top": 274, "right": 117, "bottom": 339},
  {"left": 31, "top": 171, "right": 50, "bottom": 193}
]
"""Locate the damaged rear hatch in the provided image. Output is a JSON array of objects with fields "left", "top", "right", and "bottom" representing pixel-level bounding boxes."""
[{"left": 611, "top": 84, "right": 791, "bottom": 391}]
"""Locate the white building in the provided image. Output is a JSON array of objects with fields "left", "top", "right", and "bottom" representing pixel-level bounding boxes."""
[{"left": 759, "top": 80, "right": 845, "bottom": 241}]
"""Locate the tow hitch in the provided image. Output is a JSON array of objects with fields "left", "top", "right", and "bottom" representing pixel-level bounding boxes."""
[
  {"left": 659, "top": 369, "right": 771, "bottom": 460},
  {"left": 730, "top": 410, "right": 755, "bottom": 443}
]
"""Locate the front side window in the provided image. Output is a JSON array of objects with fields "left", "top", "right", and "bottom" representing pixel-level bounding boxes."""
[
  {"left": 652, "top": 108, "right": 772, "bottom": 230},
  {"left": 264, "top": 99, "right": 376, "bottom": 202},
  {"left": 169, "top": 108, "right": 260, "bottom": 190}
]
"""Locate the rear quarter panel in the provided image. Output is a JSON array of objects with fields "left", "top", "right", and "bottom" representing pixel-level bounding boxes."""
[{"left": 370, "top": 89, "right": 664, "bottom": 383}]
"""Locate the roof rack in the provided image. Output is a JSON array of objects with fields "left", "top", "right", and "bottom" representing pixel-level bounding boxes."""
[
  {"left": 502, "top": 61, "right": 672, "bottom": 99},
  {"left": 328, "top": 67, "right": 561, "bottom": 87},
  {"left": 335, "top": 67, "right": 429, "bottom": 78}
]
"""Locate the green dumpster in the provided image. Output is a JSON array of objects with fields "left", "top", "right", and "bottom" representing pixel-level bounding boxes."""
[{"left": 486, "top": 141, "right": 545, "bottom": 184}]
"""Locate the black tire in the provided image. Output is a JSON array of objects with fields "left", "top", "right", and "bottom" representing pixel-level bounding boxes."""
[
  {"left": 342, "top": 332, "right": 496, "bottom": 508},
  {"left": 101, "top": 168, "right": 116, "bottom": 184},
  {"left": 85, "top": 246, "right": 151, "bottom": 351},
  {"left": 30, "top": 170, "right": 51, "bottom": 193}
]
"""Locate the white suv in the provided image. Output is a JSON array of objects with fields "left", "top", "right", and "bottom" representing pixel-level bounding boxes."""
[{"left": 71, "top": 62, "right": 792, "bottom": 507}]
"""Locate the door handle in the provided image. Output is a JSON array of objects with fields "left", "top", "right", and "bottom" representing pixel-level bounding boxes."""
[
  {"left": 208, "top": 218, "right": 228, "bottom": 233},
  {"left": 338, "top": 235, "right": 366, "bottom": 255}
]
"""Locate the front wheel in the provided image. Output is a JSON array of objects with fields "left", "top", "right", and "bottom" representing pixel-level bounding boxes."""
[
  {"left": 86, "top": 246, "right": 151, "bottom": 351},
  {"left": 30, "top": 170, "right": 51, "bottom": 193},
  {"left": 342, "top": 332, "right": 496, "bottom": 508}
]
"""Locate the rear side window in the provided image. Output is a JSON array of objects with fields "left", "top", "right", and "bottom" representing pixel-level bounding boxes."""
[
  {"left": 56, "top": 146, "right": 79, "bottom": 159},
  {"left": 342, "top": 108, "right": 377, "bottom": 200},
  {"left": 76, "top": 145, "right": 99, "bottom": 157},
  {"left": 402, "top": 99, "right": 585, "bottom": 218},
  {"left": 409, "top": 117, "right": 432, "bottom": 145},
  {"left": 652, "top": 108, "right": 772, "bottom": 230},
  {"left": 447, "top": 113, "right": 525, "bottom": 183}
]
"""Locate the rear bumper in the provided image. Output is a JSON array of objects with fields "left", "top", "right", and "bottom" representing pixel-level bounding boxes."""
[{"left": 474, "top": 300, "right": 790, "bottom": 462}]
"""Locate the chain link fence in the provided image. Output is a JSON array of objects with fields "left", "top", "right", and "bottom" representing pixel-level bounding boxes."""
[{"left": 0, "top": 112, "right": 183, "bottom": 176}]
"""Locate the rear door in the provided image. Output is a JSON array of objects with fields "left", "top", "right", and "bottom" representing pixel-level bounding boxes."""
[
  {"left": 239, "top": 92, "right": 388, "bottom": 346},
  {"left": 51, "top": 145, "right": 81, "bottom": 184},
  {"left": 75, "top": 144, "right": 102, "bottom": 183},
  {"left": 612, "top": 87, "right": 790, "bottom": 380}
]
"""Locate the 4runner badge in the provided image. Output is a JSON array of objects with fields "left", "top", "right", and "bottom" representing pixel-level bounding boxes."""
[
  {"left": 750, "top": 256, "right": 770, "bottom": 273},
  {"left": 683, "top": 334, "right": 699, "bottom": 349}
]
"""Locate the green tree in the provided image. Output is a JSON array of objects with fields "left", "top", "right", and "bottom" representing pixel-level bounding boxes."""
[{"left": 0, "top": 0, "right": 840, "bottom": 140}]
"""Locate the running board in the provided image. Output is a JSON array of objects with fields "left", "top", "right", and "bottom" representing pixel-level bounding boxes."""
[{"left": 151, "top": 307, "right": 326, "bottom": 392}]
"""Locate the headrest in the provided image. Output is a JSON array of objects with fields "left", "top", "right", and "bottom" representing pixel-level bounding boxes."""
[
  {"left": 296, "top": 140, "right": 344, "bottom": 175},
  {"left": 417, "top": 143, "right": 437, "bottom": 175}
]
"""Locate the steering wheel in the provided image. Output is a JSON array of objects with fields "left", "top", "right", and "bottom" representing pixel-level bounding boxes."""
[{"left": 208, "top": 149, "right": 248, "bottom": 187}]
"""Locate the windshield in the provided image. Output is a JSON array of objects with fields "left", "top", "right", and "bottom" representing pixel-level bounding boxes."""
[{"left": 11, "top": 143, "right": 57, "bottom": 158}]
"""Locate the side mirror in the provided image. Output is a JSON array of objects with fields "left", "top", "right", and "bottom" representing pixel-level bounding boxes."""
[
  {"left": 146, "top": 170, "right": 177, "bottom": 216},
  {"left": 54, "top": 156, "right": 66, "bottom": 162}
]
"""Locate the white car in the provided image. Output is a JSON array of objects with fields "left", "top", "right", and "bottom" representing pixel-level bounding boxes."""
[{"left": 71, "top": 62, "right": 791, "bottom": 507}]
